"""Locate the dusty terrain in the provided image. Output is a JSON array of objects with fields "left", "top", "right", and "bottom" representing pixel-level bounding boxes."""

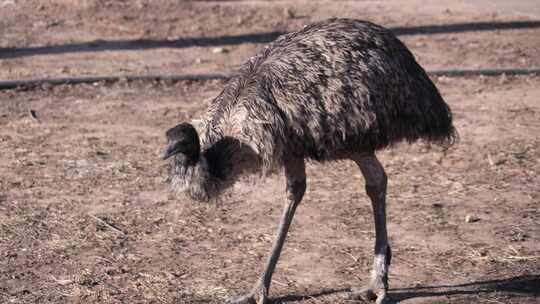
[{"left": 1, "top": 1, "right": 539, "bottom": 303}]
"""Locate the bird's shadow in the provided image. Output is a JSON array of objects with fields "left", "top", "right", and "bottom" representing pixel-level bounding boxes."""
[{"left": 270, "top": 274, "right": 540, "bottom": 303}]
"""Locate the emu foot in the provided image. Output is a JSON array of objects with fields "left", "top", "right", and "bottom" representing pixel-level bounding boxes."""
[
  {"left": 228, "top": 294, "right": 256, "bottom": 304},
  {"left": 229, "top": 286, "right": 268, "bottom": 304},
  {"left": 348, "top": 285, "right": 390, "bottom": 304}
]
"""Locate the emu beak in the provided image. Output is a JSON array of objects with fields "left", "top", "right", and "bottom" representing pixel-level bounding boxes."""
[{"left": 160, "top": 144, "right": 177, "bottom": 160}]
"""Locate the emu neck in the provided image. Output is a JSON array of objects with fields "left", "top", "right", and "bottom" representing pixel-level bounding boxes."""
[
  {"left": 172, "top": 154, "right": 215, "bottom": 202},
  {"left": 174, "top": 153, "right": 198, "bottom": 167},
  {"left": 170, "top": 136, "right": 258, "bottom": 201}
]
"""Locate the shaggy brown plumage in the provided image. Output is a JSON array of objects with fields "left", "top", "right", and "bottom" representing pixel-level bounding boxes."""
[{"left": 197, "top": 18, "right": 455, "bottom": 172}]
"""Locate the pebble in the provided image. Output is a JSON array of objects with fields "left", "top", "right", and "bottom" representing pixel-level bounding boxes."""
[
  {"left": 465, "top": 214, "right": 480, "bottom": 223},
  {"left": 212, "top": 47, "right": 228, "bottom": 54}
]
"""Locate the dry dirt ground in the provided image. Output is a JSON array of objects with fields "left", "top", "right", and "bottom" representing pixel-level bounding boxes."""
[{"left": 1, "top": 1, "right": 540, "bottom": 304}]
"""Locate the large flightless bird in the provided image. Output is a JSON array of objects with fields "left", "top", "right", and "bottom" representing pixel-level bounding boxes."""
[{"left": 161, "top": 18, "right": 456, "bottom": 304}]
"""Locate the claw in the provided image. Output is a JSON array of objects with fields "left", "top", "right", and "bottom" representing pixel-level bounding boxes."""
[
  {"left": 228, "top": 294, "right": 256, "bottom": 304},
  {"left": 229, "top": 286, "right": 268, "bottom": 304},
  {"left": 348, "top": 286, "right": 378, "bottom": 301},
  {"left": 348, "top": 286, "right": 390, "bottom": 303}
]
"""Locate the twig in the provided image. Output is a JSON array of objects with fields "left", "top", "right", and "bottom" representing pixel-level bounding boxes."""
[
  {"left": 469, "top": 254, "right": 540, "bottom": 262},
  {"left": 508, "top": 245, "right": 520, "bottom": 256},
  {"left": 506, "top": 255, "right": 540, "bottom": 261},
  {"left": 51, "top": 275, "right": 73, "bottom": 286},
  {"left": 89, "top": 214, "right": 126, "bottom": 236},
  {"left": 271, "top": 279, "right": 289, "bottom": 287},
  {"left": 485, "top": 298, "right": 506, "bottom": 304},
  {"left": 344, "top": 251, "right": 361, "bottom": 263}
]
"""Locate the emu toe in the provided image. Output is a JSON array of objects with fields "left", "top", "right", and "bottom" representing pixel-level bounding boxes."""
[
  {"left": 228, "top": 294, "right": 256, "bottom": 304},
  {"left": 229, "top": 288, "right": 268, "bottom": 304},
  {"left": 348, "top": 285, "right": 391, "bottom": 304}
]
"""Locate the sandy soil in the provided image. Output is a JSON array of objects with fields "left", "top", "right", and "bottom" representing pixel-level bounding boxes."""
[{"left": 1, "top": 1, "right": 539, "bottom": 304}]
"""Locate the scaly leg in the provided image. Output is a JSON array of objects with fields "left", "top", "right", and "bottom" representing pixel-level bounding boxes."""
[
  {"left": 349, "top": 154, "right": 391, "bottom": 304},
  {"left": 230, "top": 158, "right": 306, "bottom": 304}
]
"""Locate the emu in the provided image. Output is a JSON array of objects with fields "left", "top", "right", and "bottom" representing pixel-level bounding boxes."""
[{"left": 161, "top": 18, "right": 456, "bottom": 304}]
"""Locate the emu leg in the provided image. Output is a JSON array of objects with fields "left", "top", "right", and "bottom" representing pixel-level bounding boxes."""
[
  {"left": 230, "top": 158, "right": 306, "bottom": 304},
  {"left": 350, "top": 154, "right": 391, "bottom": 304}
]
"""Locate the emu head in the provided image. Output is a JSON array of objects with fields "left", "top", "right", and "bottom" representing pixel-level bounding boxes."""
[
  {"left": 161, "top": 123, "right": 215, "bottom": 202},
  {"left": 160, "top": 123, "right": 200, "bottom": 165}
]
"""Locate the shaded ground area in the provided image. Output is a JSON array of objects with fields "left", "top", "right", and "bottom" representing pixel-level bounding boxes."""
[
  {"left": 1, "top": 1, "right": 539, "bottom": 304},
  {"left": 2, "top": 0, "right": 540, "bottom": 80}
]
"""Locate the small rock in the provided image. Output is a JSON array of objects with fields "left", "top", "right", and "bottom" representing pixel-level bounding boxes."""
[
  {"left": 212, "top": 47, "right": 228, "bottom": 54},
  {"left": 1, "top": 0, "right": 15, "bottom": 7},
  {"left": 437, "top": 76, "right": 451, "bottom": 83},
  {"left": 29, "top": 109, "right": 39, "bottom": 121},
  {"left": 465, "top": 214, "right": 479, "bottom": 223},
  {"left": 284, "top": 7, "right": 295, "bottom": 19},
  {"left": 46, "top": 19, "right": 64, "bottom": 28}
]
